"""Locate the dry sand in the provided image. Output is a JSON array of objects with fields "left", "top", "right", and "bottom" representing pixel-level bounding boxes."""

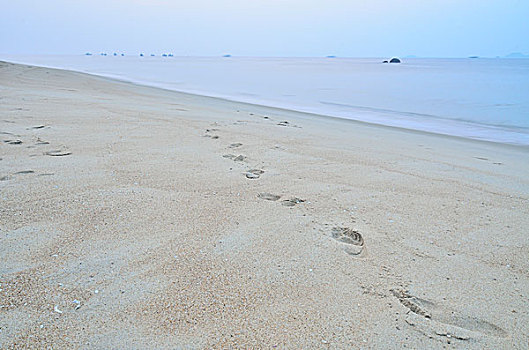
[{"left": 1, "top": 61, "right": 528, "bottom": 349}]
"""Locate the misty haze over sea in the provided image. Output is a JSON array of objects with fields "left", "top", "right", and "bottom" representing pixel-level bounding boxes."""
[{"left": 3, "top": 54, "right": 528, "bottom": 145}]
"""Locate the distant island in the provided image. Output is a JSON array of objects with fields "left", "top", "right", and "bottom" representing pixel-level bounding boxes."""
[{"left": 80, "top": 52, "right": 529, "bottom": 59}]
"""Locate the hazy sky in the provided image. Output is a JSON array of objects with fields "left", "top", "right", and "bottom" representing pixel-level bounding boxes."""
[{"left": 1, "top": 0, "right": 528, "bottom": 57}]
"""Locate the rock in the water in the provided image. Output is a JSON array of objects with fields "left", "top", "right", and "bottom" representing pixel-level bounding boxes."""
[{"left": 390, "top": 57, "right": 401, "bottom": 63}]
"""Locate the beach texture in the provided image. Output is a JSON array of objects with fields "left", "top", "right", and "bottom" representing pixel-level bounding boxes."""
[{"left": 1, "top": 61, "right": 528, "bottom": 349}]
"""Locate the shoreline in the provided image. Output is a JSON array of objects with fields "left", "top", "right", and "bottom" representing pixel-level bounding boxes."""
[
  {"left": 1, "top": 57, "right": 528, "bottom": 147},
  {"left": 1, "top": 61, "right": 528, "bottom": 348}
]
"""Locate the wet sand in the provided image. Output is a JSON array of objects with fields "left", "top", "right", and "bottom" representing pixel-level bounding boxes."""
[{"left": 1, "top": 61, "right": 528, "bottom": 349}]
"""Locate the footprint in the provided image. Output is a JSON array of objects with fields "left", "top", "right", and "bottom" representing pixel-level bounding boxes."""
[
  {"left": 29, "top": 125, "right": 46, "bottom": 129},
  {"left": 223, "top": 154, "right": 247, "bottom": 162},
  {"left": 35, "top": 138, "right": 49, "bottom": 145},
  {"left": 229, "top": 143, "right": 243, "bottom": 148},
  {"left": 391, "top": 289, "right": 431, "bottom": 318},
  {"left": 391, "top": 289, "right": 508, "bottom": 339},
  {"left": 281, "top": 198, "right": 305, "bottom": 207},
  {"left": 332, "top": 227, "right": 364, "bottom": 245},
  {"left": 331, "top": 227, "right": 365, "bottom": 255},
  {"left": 45, "top": 150, "right": 71, "bottom": 157},
  {"left": 204, "top": 129, "right": 220, "bottom": 139},
  {"left": 474, "top": 157, "right": 503, "bottom": 166},
  {"left": 245, "top": 169, "right": 264, "bottom": 179},
  {"left": 277, "top": 121, "right": 301, "bottom": 128},
  {"left": 4, "top": 139, "right": 22, "bottom": 145},
  {"left": 257, "top": 193, "right": 281, "bottom": 201}
]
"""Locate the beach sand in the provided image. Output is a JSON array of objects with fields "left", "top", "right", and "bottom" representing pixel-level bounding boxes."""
[{"left": 1, "top": 61, "right": 528, "bottom": 349}]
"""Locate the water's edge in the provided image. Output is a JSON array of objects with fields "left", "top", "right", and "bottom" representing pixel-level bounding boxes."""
[{"left": 3, "top": 58, "right": 529, "bottom": 147}]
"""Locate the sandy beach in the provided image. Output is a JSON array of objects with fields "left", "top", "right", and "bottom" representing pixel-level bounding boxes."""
[{"left": 1, "top": 61, "right": 528, "bottom": 348}]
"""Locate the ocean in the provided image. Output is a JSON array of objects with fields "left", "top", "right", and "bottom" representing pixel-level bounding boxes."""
[{"left": 2, "top": 54, "right": 528, "bottom": 145}]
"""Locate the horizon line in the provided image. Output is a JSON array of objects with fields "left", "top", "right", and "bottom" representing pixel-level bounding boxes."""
[{"left": 1, "top": 52, "right": 529, "bottom": 59}]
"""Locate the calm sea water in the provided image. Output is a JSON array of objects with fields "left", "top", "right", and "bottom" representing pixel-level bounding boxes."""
[{"left": 2, "top": 55, "right": 529, "bottom": 145}]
